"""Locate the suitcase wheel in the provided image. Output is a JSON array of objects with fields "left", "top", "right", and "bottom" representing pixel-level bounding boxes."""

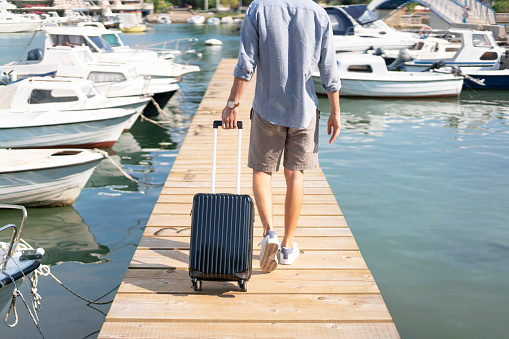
[
  {"left": 192, "top": 278, "right": 202, "bottom": 291},
  {"left": 238, "top": 279, "right": 248, "bottom": 292}
]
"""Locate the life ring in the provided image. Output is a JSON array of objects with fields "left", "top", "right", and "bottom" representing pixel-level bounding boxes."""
[
  {"left": 419, "top": 25, "right": 432, "bottom": 38},
  {"left": 462, "top": 5, "right": 470, "bottom": 12}
]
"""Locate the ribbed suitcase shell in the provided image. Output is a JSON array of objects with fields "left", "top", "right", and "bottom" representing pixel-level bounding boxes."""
[{"left": 189, "top": 193, "right": 254, "bottom": 281}]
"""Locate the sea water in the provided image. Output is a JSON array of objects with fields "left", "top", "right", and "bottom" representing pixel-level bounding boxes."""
[{"left": 0, "top": 24, "right": 507, "bottom": 338}]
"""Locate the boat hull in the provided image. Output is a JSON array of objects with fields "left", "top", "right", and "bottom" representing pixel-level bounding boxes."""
[
  {"left": 462, "top": 72, "right": 509, "bottom": 90},
  {"left": 142, "top": 89, "right": 178, "bottom": 117},
  {"left": 0, "top": 111, "right": 135, "bottom": 149},
  {"left": 0, "top": 21, "right": 41, "bottom": 33},
  {"left": 0, "top": 159, "right": 102, "bottom": 207},
  {"left": 313, "top": 77, "right": 462, "bottom": 98}
]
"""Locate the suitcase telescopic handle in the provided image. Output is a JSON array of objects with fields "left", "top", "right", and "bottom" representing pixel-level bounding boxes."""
[{"left": 212, "top": 120, "right": 243, "bottom": 194}]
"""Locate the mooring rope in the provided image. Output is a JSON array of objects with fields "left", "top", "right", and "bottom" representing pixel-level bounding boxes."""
[{"left": 92, "top": 149, "right": 164, "bottom": 188}]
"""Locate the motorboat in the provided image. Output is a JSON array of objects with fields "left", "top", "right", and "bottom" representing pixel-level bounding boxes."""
[
  {"left": 312, "top": 54, "right": 463, "bottom": 98},
  {"left": 0, "top": 43, "right": 179, "bottom": 117},
  {"left": 325, "top": 5, "right": 419, "bottom": 54},
  {"left": 40, "top": 11, "right": 68, "bottom": 27},
  {"left": 118, "top": 12, "right": 148, "bottom": 32},
  {"left": 207, "top": 17, "right": 220, "bottom": 25},
  {"left": 46, "top": 24, "right": 200, "bottom": 80},
  {"left": 0, "top": 77, "right": 150, "bottom": 130},
  {"left": 400, "top": 29, "right": 509, "bottom": 90},
  {"left": 187, "top": 15, "right": 205, "bottom": 24},
  {"left": 220, "top": 16, "right": 234, "bottom": 24},
  {"left": 1, "top": 205, "right": 44, "bottom": 315},
  {"left": 157, "top": 14, "right": 171, "bottom": 24},
  {"left": 0, "top": 149, "right": 104, "bottom": 207},
  {"left": 403, "top": 29, "right": 506, "bottom": 71},
  {"left": 0, "top": 8, "right": 42, "bottom": 33},
  {"left": 0, "top": 107, "right": 137, "bottom": 149}
]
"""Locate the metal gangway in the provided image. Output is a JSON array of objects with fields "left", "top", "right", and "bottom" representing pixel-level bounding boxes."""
[{"left": 368, "top": 0, "right": 497, "bottom": 26}]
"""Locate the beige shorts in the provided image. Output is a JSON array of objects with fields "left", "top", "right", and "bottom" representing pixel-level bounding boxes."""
[{"left": 247, "top": 109, "right": 319, "bottom": 173}]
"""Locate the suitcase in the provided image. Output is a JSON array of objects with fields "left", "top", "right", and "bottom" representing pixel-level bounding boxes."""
[{"left": 189, "top": 120, "right": 254, "bottom": 292}]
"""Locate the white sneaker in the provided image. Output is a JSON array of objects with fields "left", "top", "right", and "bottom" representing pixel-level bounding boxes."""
[
  {"left": 279, "top": 243, "right": 299, "bottom": 265},
  {"left": 259, "top": 230, "right": 279, "bottom": 272}
]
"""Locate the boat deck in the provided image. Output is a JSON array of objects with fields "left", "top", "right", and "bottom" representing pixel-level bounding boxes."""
[{"left": 97, "top": 59, "right": 400, "bottom": 338}]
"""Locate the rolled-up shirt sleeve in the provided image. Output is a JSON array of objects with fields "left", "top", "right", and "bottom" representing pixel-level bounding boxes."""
[
  {"left": 318, "top": 18, "right": 341, "bottom": 93},
  {"left": 234, "top": 8, "right": 259, "bottom": 81}
]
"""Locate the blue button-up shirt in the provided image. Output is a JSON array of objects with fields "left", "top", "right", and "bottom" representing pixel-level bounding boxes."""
[{"left": 234, "top": 0, "right": 341, "bottom": 129}]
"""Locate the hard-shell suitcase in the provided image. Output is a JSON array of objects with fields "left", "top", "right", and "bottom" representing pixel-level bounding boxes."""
[{"left": 189, "top": 120, "right": 254, "bottom": 292}]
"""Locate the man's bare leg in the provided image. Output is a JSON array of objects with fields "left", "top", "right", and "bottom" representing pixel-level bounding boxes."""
[
  {"left": 253, "top": 169, "right": 279, "bottom": 272},
  {"left": 253, "top": 170, "right": 273, "bottom": 235},
  {"left": 282, "top": 168, "right": 304, "bottom": 248}
]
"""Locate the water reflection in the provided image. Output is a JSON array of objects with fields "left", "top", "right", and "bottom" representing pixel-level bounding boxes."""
[
  {"left": 0, "top": 206, "right": 109, "bottom": 266},
  {"left": 318, "top": 96, "right": 505, "bottom": 136}
]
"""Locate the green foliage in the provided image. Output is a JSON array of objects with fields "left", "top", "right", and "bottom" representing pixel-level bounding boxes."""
[{"left": 492, "top": 1, "right": 509, "bottom": 13}]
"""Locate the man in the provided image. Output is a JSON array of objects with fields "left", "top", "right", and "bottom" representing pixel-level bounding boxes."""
[{"left": 222, "top": 0, "right": 341, "bottom": 272}]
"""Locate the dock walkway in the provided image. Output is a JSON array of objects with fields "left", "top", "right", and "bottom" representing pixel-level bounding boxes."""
[{"left": 98, "top": 59, "right": 400, "bottom": 338}]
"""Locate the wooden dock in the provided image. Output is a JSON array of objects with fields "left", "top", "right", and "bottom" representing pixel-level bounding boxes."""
[{"left": 98, "top": 59, "right": 400, "bottom": 338}]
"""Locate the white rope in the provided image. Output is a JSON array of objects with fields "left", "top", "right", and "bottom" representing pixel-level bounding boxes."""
[{"left": 92, "top": 149, "right": 163, "bottom": 188}]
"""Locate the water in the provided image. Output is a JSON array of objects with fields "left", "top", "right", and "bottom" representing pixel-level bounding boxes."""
[{"left": 0, "top": 24, "right": 508, "bottom": 338}]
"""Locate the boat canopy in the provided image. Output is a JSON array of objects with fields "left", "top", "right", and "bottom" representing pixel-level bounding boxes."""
[{"left": 343, "top": 5, "right": 380, "bottom": 25}]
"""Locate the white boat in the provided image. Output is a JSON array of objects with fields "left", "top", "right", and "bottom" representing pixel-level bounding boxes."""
[
  {"left": 187, "top": 15, "right": 205, "bottom": 24},
  {"left": 1, "top": 205, "right": 44, "bottom": 315},
  {"left": 404, "top": 29, "right": 506, "bottom": 71},
  {"left": 118, "top": 12, "right": 148, "bottom": 32},
  {"left": 0, "top": 107, "right": 137, "bottom": 149},
  {"left": 312, "top": 54, "right": 463, "bottom": 98},
  {"left": 0, "top": 43, "right": 179, "bottom": 117},
  {"left": 325, "top": 5, "right": 419, "bottom": 54},
  {"left": 0, "top": 77, "right": 150, "bottom": 130},
  {"left": 157, "top": 14, "right": 171, "bottom": 24},
  {"left": 0, "top": 149, "right": 104, "bottom": 207},
  {"left": 47, "top": 24, "right": 200, "bottom": 80},
  {"left": 220, "top": 16, "right": 234, "bottom": 24},
  {"left": 0, "top": 8, "right": 42, "bottom": 33},
  {"left": 206, "top": 17, "right": 220, "bottom": 25}
]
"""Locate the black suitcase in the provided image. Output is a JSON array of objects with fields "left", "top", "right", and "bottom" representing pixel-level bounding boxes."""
[{"left": 189, "top": 120, "right": 254, "bottom": 292}]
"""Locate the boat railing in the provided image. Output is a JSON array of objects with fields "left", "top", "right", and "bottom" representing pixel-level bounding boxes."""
[
  {"left": 0, "top": 205, "right": 27, "bottom": 270},
  {"left": 130, "top": 37, "right": 203, "bottom": 63}
]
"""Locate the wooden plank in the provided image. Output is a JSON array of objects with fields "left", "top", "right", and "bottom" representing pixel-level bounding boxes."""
[
  {"left": 105, "top": 294, "right": 392, "bottom": 323},
  {"left": 156, "top": 193, "right": 340, "bottom": 205},
  {"left": 159, "top": 186, "right": 334, "bottom": 195},
  {"left": 138, "top": 236, "right": 359, "bottom": 251},
  {"left": 143, "top": 226, "right": 353, "bottom": 237},
  {"left": 129, "top": 250, "right": 367, "bottom": 270},
  {"left": 151, "top": 203, "right": 342, "bottom": 216},
  {"left": 99, "top": 322, "right": 400, "bottom": 339},
  {"left": 118, "top": 269, "right": 378, "bottom": 295},
  {"left": 145, "top": 214, "right": 348, "bottom": 228}
]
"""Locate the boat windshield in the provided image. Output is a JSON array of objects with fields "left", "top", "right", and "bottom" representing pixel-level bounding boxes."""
[
  {"left": 50, "top": 34, "right": 97, "bottom": 52},
  {"left": 102, "top": 33, "right": 123, "bottom": 48},
  {"left": 343, "top": 5, "right": 379, "bottom": 25},
  {"left": 89, "top": 36, "right": 114, "bottom": 52}
]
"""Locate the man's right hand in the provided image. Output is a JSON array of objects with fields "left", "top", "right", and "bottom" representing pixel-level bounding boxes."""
[
  {"left": 222, "top": 106, "right": 238, "bottom": 129},
  {"left": 327, "top": 111, "right": 341, "bottom": 144}
]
